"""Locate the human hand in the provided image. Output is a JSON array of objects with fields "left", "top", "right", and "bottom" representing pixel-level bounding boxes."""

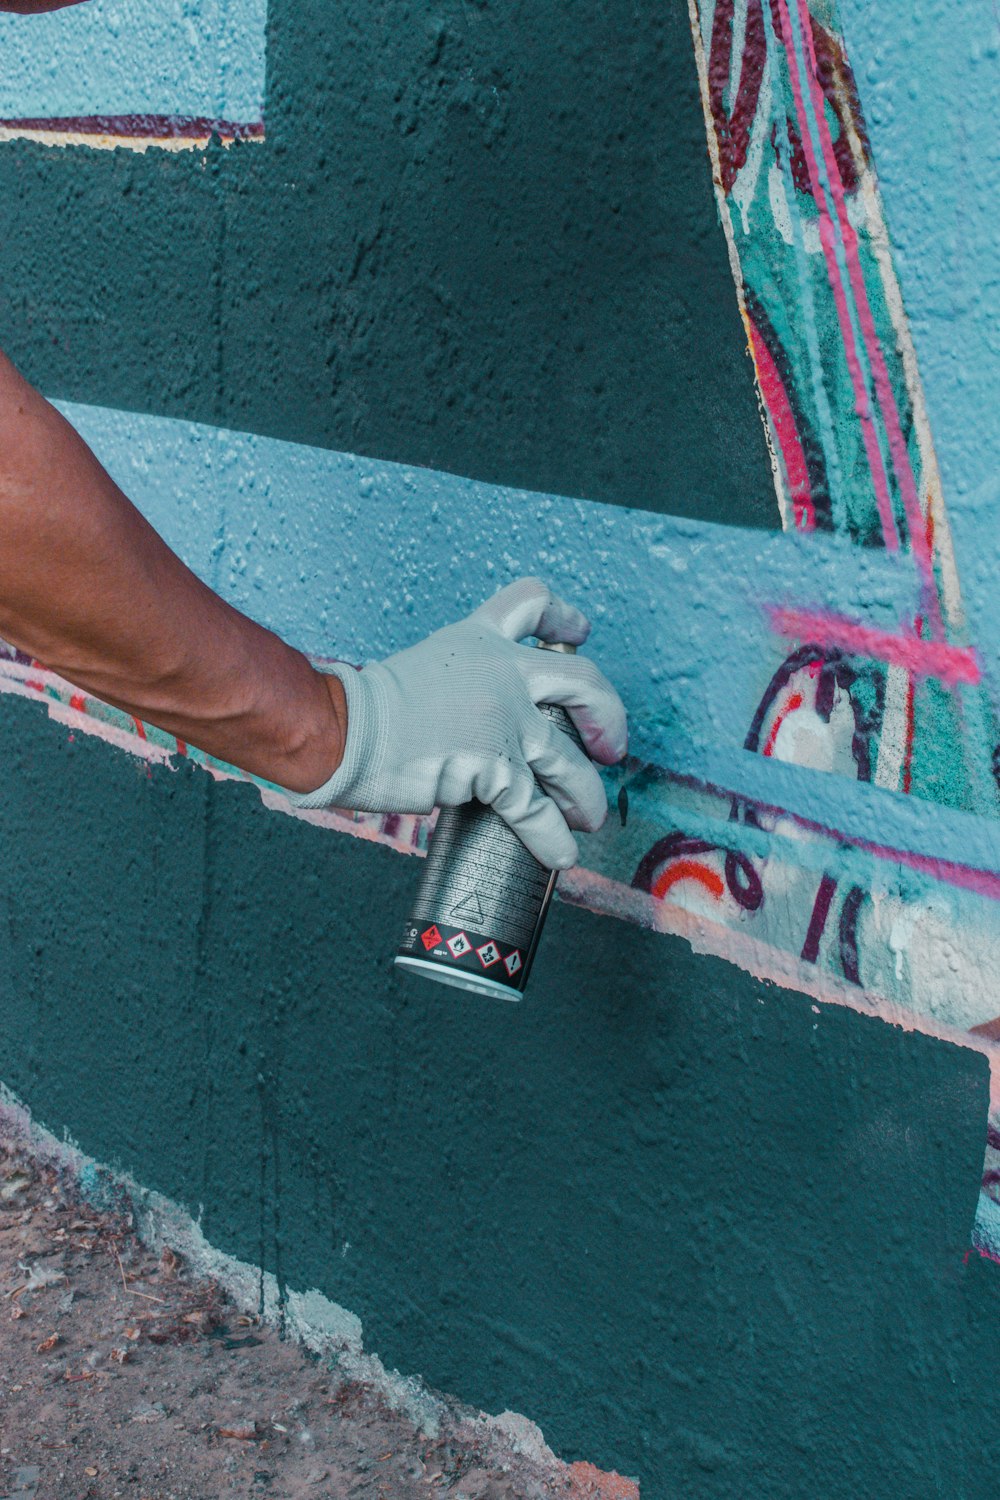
[{"left": 290, "top": 577, "right": 627, "bottom": 870}]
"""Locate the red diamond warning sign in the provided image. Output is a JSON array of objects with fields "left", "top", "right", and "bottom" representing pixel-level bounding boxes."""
[
  {"left": 421, "top": 925, "right": 443, "bottom": 951},
  {"left": 446, "top": 932, "right": 472, "bottom": 959},
  {"left": 503, "top": 949, "right": 523, "bottom": 978},
  {"left": 476, "top": 940, "right": 501, "bottom": 969}
]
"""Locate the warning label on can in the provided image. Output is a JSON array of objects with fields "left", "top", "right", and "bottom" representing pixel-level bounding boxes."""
[
  {"left": 399, "top": 916, "right": 530, "bottom": 991},
  {"left": 450, "top": 890, "right": 484, "bottom": 922}
]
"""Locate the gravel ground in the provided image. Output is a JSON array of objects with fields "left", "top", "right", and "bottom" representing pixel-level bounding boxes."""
[{"left": 0, "top": 1137, "right": 638, "bottom": 1500}]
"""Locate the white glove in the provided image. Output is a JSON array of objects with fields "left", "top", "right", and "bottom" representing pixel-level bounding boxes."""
[{"left": 290, "top": 577, "right": 627, "bottom": 870}]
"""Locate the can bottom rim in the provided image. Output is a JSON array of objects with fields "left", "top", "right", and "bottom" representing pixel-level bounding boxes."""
[{"left": 394, "top": 955, "right": 522, "bottom": 1002}]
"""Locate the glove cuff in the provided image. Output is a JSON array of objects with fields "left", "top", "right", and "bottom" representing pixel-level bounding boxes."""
[{"left": 286, "top": 661, "right": 390, "bottom": 811}]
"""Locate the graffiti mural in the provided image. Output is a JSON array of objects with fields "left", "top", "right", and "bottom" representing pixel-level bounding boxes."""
[{"left": 1, "top": 0, "right": 999, "bottom": 1257}]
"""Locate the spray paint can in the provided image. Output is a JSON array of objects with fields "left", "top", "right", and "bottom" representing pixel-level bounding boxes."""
[{"left": 394, "top": 642, "right": 586, "bottom": 1000}]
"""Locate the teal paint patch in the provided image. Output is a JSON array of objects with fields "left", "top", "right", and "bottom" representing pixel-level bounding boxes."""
[
  {"left": 0, "top": 0, "right": 266, "bottom": 126},
  {"left": 0, "top": 0, "right": 775, "bottom": 524},
  {"left": 1, "top": 696, "right": 1000, "bottom": 1497}
]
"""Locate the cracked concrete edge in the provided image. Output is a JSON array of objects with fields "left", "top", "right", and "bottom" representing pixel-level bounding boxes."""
[{"left": 0, "top": 1082, "right": 638, "bottom": 1494}]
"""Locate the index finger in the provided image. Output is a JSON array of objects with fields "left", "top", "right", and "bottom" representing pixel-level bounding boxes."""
[{"left": 472, "top": 576, "right": 590, "bottom": 645}]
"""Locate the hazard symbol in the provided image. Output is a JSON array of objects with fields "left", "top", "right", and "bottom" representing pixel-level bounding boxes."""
[
  {"left": 476, "top": 940, "right": 501, "bottom": 969},
  {"left": 447, "top": 931, "right": 472, "bottom": 959},
  {"left": 503, "top": 949, "right": 523, "bottom": 978},
  {"left": 421, "top": 925, "right": 443, "bottom": 951},
  {"left": 450, "top": 890, "right": 484, "bottom": 922}
]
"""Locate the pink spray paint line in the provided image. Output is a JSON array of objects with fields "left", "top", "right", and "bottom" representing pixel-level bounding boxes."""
[
  {"left": 746, "top": 315, "right": 816, "bottom": 530},
  {"left": 768, "top": 606, "right": 980, "bottom": 687},
  {"left": 772, "top": 0, "right": 901, "bottom": 555},
  {"left": 792, "top": 0, "right": 944, "bottom": 637}
]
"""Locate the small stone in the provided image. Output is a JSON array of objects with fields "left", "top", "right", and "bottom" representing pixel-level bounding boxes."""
[{"left": 131, "top": 1400, "right": 167, "bottom": 1424}]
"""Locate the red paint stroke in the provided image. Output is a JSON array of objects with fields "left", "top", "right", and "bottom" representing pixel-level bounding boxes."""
[
  {"left": 709, "top": 0, "right": 767, "bottom": 193},
  {"left": 762, "top": 691, "right": 804, "bottom": 757},
  {"left": 801, "top": 872, "right": 837, "bottom": 962},
  {"left": 901, "top": 671, "right": 917, "bottom": 795},
  {"left": 901, "top": 612, "right": 923, "bottom": 796},
  {"left": 652, "top": 861, "right": 725, "bottom": 902},
  {"left": 746, "top": 316, "right": 815, "bottom": 529},
  {"left": 771, "top": 0, "right": 901, "bottom": 554},
  {"left": 69, "top": 692, "right": 86, "bottom": 712},
  {"left": 174, "top": 737, "right": 188, "bottom": 757},
  {"left": 768, "top": 607, "right": 979, "bottom": 688},
  {"left": 131, "top": 717, "right": 147, "bottom": 741},
  {"left": 0, "top": 114, "right": 265, "bottom": 140}
]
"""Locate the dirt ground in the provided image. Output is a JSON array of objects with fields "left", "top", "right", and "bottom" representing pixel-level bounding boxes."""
[{"left": 0, "top": 1139, "right": 637, "bottom": 1500}]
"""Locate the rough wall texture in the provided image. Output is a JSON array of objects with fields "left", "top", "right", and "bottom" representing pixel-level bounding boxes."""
[
  {"left": 1, "top": 0, "right": 999, "bottom": 1494},
  {"left": 0, "top": 0, "right": 774, "bottom": 521}
]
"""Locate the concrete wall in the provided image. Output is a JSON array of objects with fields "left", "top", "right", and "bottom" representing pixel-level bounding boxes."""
[{"left": 1, "top": 0, "right": 999, "bottom": 1492}]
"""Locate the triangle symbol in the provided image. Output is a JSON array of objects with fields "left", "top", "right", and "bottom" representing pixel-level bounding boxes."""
[{"left": 450, "top": 890, "right": 484, "bottom": 921}]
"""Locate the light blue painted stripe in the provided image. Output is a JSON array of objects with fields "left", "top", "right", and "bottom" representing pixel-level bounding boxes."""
[
  {"left": 46, "top": 398, "right": 998, "bottom": 879},
  {"left": 56, "top": 398, "right": 915, "bottom": 748},
  {"left": 0, "top": 0, "right": 267, "bottom": 124}
]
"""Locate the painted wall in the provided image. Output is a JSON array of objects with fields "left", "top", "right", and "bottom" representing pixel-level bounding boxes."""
[{"left": 1, "top": 0, "right": 999, "bottom": 1493}]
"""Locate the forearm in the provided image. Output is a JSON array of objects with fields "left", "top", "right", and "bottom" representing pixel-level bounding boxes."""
[{"left": 0, "top": 353, "right": 345, "bottom": 791}]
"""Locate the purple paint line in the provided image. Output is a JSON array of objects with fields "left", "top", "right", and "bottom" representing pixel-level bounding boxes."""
[
  {"left": 0, "top": 114, "right": 264, "bottom": 139},
  {"left": 767, "top": 606, "right": 980, "bottom": 686},
  {"left": 801, "top": 872, "right": 837, "bottom": 962},
  {"left": 773, "top": 0, "right": 901, "bottom": 553},
  {"left": 794, "top": 0, "right": 944, "bottom": 636}
]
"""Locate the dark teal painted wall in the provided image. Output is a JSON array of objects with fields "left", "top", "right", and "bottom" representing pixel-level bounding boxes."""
[
  {"left": 2, "top": 695, "right": 1000, "bottom": 1495},
  {"left": 3, "top": 1, "right": 1000, "bottom": 1495},
  {"left": 0, "top": 0, "right": 775, "bottom": 523}
]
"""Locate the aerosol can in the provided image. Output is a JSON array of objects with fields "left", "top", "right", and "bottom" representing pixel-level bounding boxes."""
[{"left": 394, "top": 641, "right": 585, "bottom": 1000}]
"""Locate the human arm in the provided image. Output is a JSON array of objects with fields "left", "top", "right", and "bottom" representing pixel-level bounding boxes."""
[
  {"left": 0, "top": 351, "right": 347, "bottom": 792},
  {"left": 0, "top": 354, "right": 626, "bottom": 866}
]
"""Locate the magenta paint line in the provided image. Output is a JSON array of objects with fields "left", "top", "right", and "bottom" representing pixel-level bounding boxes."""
[
  {"left": 0, "top": 115, "right": 265, "bottom": 139},
  {"left": 800, "top": 873, "right": 837, "bottom": 962},
  {"left": 767, "top": 606, "right": 980, "bottom": 686},
  {"left": 771, "top": 0, "right": 900, "bottom": 553},
  {"left": 793, "top": 0, "right": 943, "bottom": 637}
]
